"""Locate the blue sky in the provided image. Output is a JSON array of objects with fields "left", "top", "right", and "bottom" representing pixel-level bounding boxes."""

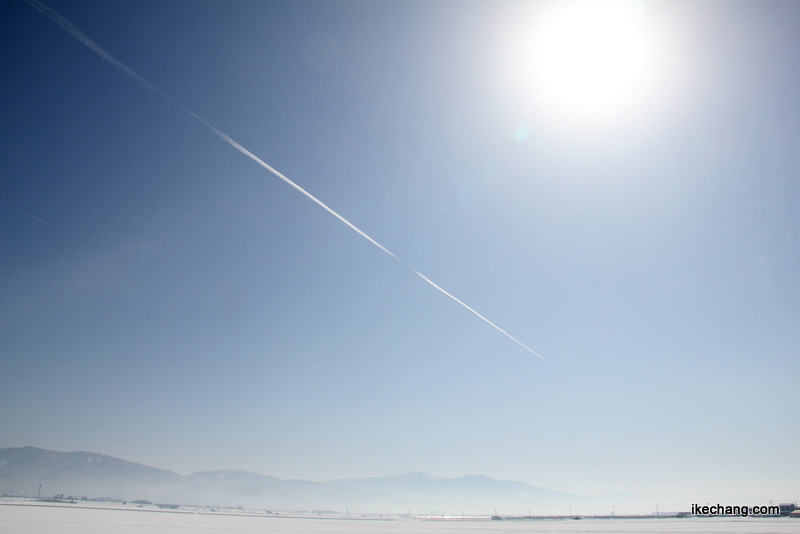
[{"left": 1, "top": 0, "right": 798, "bottom": 502}]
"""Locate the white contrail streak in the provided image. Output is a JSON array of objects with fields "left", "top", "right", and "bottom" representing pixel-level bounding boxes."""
[
  {"left": 24, "top": 0, "right": 543, "bottom": 359},
  {"left": 24, "top": 0, "right": 160, "bottom": 94}
]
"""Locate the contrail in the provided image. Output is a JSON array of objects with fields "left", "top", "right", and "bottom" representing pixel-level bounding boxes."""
[
  {"left": 24, "top": 0, "right": 543, "bottom": 359},
  {"left": 23, "top": 0, "right": 160, "bottom": 93},
  {"left": 25, "top": 214, "right": 46, "bottom": 223}
]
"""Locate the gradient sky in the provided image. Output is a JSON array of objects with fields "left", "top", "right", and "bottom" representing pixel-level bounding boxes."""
[{"left": 2, "top": 0, "right": 799, "bottom": 503}]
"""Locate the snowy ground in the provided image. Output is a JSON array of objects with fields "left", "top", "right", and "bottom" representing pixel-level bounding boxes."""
[{"left": 1, "top": 500, "right": 797, "bottom": 534}]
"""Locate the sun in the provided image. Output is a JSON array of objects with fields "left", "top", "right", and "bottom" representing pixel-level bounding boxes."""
[{"left": 533, "top": 2, "right": 650, "bottom": 119}]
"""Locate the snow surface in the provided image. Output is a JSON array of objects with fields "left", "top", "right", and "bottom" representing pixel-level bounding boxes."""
[{"left": 1, "top": 501, "right": 798, "bottom": 534}]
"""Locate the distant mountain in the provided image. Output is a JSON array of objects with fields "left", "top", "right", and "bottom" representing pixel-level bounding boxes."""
[
  {"left": 327, "top": 472, "right": 584, "bottom": 512},
  {"left": 0, "top": 447, "right": 652, "bottom": 514},
  {"left": 0, "top": 446, "right": 182, "bottom": 500}
]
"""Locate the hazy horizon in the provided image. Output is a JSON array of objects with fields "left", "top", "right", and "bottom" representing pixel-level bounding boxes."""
[
  {"left": 2, "top": 0, "right": 798, "bottom": 506},
  {"left": 0, "top": 445, "right": 790, "bottom": 505}
]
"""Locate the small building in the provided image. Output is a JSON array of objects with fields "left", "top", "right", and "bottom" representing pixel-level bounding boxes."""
[{"left": 779, "top": 503, "right": 796, "bottom": 517}]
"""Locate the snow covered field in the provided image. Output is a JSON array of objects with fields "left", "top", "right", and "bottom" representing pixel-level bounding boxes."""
[{"left": 1, "top": 502, "right": 797, "bottom": 534}]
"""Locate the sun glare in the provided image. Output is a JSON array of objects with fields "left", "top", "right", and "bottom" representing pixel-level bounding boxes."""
[{"left": 533, "top": 2, "right": 650, "bottom": 119}]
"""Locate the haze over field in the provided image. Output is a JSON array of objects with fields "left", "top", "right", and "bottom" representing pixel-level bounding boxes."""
[
  {"left": 1, "top": 446, "right": 656, "bottom": 514},
  {"left": 1, "top": 0, "right": 798, "bottom": 508}
]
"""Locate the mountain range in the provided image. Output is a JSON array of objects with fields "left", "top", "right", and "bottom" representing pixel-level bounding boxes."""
[{"left": 0, "top": 447, "right": 651, "bottom": 514}]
